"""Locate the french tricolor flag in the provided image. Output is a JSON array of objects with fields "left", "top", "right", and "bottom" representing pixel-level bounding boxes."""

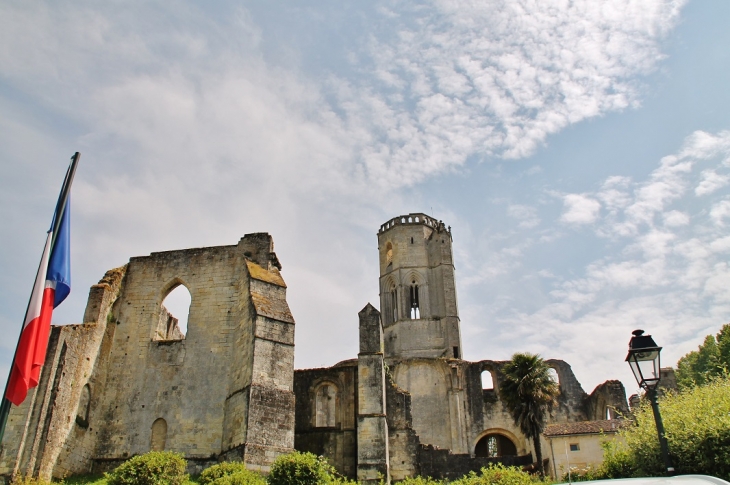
[{"left": 5, "top": 154, "right": 78, "bottom": 406}]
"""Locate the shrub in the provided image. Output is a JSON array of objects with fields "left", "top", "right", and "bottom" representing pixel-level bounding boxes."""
[
  {"left": 9, "top": 476, "right": 54, "bottom": 485},
  {"left": 397, "top": 476, "right": 445, "bottom": 485},
  {"left": 450, "top": 463, "right": 539, "bottom": 485},
  {"left": 267, "top": 451, "right": 334, "bottom": 485},
  {"left": 199, "top": 462, "right": 266, "bottom": 485},
  {"left": 599, "top": 375, "right": 730, "bottom": 480},
  {"left": 211, "top": 470, "right": 268, "bottom": 485},
  {"left": 105, "top": 451, "right": 188, "bottom": 485}
]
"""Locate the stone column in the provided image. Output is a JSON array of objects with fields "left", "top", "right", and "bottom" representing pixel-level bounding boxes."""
[{"left": 357, "top": 304, "right": 390, "bottom": 485}]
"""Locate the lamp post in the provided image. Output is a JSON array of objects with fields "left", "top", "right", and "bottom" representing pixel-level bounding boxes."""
[{"left": 625, "top": 329, "right": 675, "bottom": 476}]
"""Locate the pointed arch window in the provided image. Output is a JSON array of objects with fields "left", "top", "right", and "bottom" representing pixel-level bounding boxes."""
[
  {"left": 315, "top": 383, "right": 338, "bottom": 427},
  {"left": 157, "top": 283, "right": 191, "bottom": 340},
  {"left": 409, "top": 281, "right": 420, "bottom": 319},
  {"left": 390, "top": 285, "right": 398, "bottom": 324}
]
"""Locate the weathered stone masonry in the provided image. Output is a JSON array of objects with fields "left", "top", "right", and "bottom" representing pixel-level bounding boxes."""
[
  {"left": 2, "top": 215, "right": 630, "bottom": 483},
  {"left": 294, "top": 214, "right": 630, "bottom": 481},
  {"left": 0, "top": 234, "right": 295, "bottom": 480}
]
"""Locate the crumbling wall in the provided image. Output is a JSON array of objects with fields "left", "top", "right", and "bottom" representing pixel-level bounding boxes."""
[
  {"left": 385, "top": 374, "right": 420, "bottom": 481},
  {"left": 1, "top": 235, "right": 296, "bottom": 481},
  {"left": 585, "top": 380, "right": 630, "bottom": 420},
  {"left": 0, "top": 266, "right": 126, "bottom": 481},
  {"left": 294, "top": 362, "right": 357, "bottom": 478},
  {"left": 417, "top": 445, "right": 532, "bottom": 480}
]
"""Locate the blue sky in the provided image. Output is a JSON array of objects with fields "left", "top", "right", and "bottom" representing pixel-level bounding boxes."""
[{"left": 1, "top": 0, "right": 729, "bottom": 398}]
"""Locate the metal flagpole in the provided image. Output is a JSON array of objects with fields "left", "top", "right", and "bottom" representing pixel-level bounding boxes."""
[{"left": 0, "top": 152, "right": 80, "bottom": 445}]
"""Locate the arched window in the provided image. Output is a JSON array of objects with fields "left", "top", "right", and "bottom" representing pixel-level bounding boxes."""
[
  {"left": 385, "top": 243, "right": 393, "bottom": 267},
  {"left": 390, "top": 285, "right": 398, "bottom": 324},
  {"left": 157, "top": 284, "right": 191, "bottom": 340},
  {"left": 315, "top": 383, "right": 337, "bottom": 427},
  {"left": 409, "top": 281, "right": 420, "bottom": 319},
  {"left": 481, "top": 371, "right": 494, "bottom": 391},
  {"left": 475, "top": 433, "right": 517, "bottom": 457},
  {"left": 75, "top": 384, "right": 91, "bottom": 428},
  {"left": 151, "top": 418, "right": 167, "bottom": 451},
  {"left": 547, "top": 368, "right": 559, "bottom": 385}
]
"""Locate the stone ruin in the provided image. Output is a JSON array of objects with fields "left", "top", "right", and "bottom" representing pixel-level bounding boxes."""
[{"left": 0, "top": 215, "right": 628, "bottom": 483}]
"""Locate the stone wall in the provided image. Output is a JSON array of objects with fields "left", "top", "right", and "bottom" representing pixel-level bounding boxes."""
[
  {"left": 293, "top": 362, "right": 358, "bottom": 478},
  {"left": 0, "top": 235, "right": 296, "bottom": 481}
]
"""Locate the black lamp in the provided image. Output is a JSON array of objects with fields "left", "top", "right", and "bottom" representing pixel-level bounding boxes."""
[
  {"left": 626, "top": 329, "right": 675, "bottom": 475},
  {"left": 625, "top": 329, "right": 662, "bottom": 390}
]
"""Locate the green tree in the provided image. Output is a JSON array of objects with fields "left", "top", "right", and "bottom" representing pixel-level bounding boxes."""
[
  {"left": 676, "top": 323, "right": 730, "bottom": 389},
  {"left": 499, "top": 353, "right": 559, "bottom": 477}
]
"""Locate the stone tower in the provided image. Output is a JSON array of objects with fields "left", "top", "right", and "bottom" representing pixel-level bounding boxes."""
[{"left": 377, "top": 213, "right": 462, "bottom": 360}]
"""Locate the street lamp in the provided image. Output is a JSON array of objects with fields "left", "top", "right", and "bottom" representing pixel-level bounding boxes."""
[{"left": 626, "top": 329, "right": 675, "bottom": 476}]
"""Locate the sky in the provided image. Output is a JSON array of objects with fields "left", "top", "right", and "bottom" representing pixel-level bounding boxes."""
[{"left": 1, "top": 0, "right": 730, "bottom": 400}]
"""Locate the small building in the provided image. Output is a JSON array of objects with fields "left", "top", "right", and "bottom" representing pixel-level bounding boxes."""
[{"left": 544, "top": 419, "right": 629, "bottom": 480}]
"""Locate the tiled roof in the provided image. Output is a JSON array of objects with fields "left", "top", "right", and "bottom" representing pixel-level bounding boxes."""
[{"left": 543, "top": 419, "right": 629, "bottom": 437}]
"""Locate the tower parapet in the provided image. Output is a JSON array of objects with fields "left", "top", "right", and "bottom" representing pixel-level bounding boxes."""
[{"left": 378, "top": 213, "right": 451, "bottom": 237}]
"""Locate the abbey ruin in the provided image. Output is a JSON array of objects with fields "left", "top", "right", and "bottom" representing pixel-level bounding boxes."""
[{"left": 0, "top": 214, "right": 628, "bottom": 482}]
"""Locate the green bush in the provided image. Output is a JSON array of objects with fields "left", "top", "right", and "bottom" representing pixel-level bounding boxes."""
[
  {"left": 397, "top": 476, "right": 445, "bottom": 485},
  {"left": 105, "top": 451, "right": 188, "bottom": 485},
  {"left": 450, "top": 464, "right": 540, "bottom": 485},
  {"left": 199, "top": 462, "right": 266, "bottom": 485},
  {"left": 211, "top": 470, "right": 268, "bottom": 485},
  {"left": 599, "top": 375, "right": 730, "bottom": 480},
  {"left": 9, "top": 476, "right": 54, "bottom": 485},
  {"left": 267, "top": 451, "right": 334, "bottom": 485}
]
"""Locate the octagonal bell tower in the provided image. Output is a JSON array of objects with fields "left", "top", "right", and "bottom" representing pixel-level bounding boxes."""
[{"left": 377, "top": 213, "right": 462, "bottom": 360}]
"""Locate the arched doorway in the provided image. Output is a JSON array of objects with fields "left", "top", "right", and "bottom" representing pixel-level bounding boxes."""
[{"left": 475, "top": 433, "right": 518, "bottom": 457}]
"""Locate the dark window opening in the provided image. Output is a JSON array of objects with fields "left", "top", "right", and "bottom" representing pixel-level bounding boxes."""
[
  {"left": 409, "top": 283, "right": 420, "bottom": 319},
  {"left": 75, "top": 384, "right": 91, "bottom": 428},
  {"left": 390, "top": 287, "right": 398, "bottom": 323},
  {"left": 410, "top": 237, "right": 414, "bottom": 244},
  {"left": 475, "top": 434, "right": 517, "bottom": 457},
  {"left": 453, "top": 346, "right": 460, "bottom": 358},
  {"left": 570, "top": 443, "right": 580, "bottom": 452}
]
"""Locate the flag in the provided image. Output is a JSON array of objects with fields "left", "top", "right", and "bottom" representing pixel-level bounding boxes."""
[{"left": 5, "top": 196, "right": 72, "bottom": 406}]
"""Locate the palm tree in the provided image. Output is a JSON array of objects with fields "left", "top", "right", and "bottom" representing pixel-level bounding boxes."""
[{"left": 499, "top": 353, "right": 559, "bottom": 477}]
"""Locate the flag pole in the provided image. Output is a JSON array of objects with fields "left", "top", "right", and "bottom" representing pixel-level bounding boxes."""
[{"left": 0, "top": 152, "right": 80, "bottom": 445}]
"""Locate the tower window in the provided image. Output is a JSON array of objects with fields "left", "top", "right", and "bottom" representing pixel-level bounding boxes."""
[
  {"left": 410, "top": 237, "right": 414, "bottom": 244},
  {"left": 409, "top": 282, "right": 420, "bottom": 319},
  {"left": 390, "top": 286, "right": 398, "bottom": 324}
]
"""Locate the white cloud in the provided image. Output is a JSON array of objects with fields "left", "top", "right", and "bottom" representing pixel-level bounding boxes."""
[
  {"left": 710, "top": 199, "right": 730, "bottom": 227},
  {"left": 663, "top": 210, "right": 690, "bottom": 226},
  {"left": 336, "top": 0, "right": 686, "bottom": 186},
  {"left": 695, "top": 169, "right": 730, "bottom": 196},
  {"left": 477, "top": 130, "right": 730, "bottom": 389},
  {"left": 560, "top": 194, "right": 601, "bottom": 224},
  {"left": 0, "top": 0, "right": 701, "bottom": 391},
  {"left": 507, "top": 204, "right": 540, "bottom": 228}
]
